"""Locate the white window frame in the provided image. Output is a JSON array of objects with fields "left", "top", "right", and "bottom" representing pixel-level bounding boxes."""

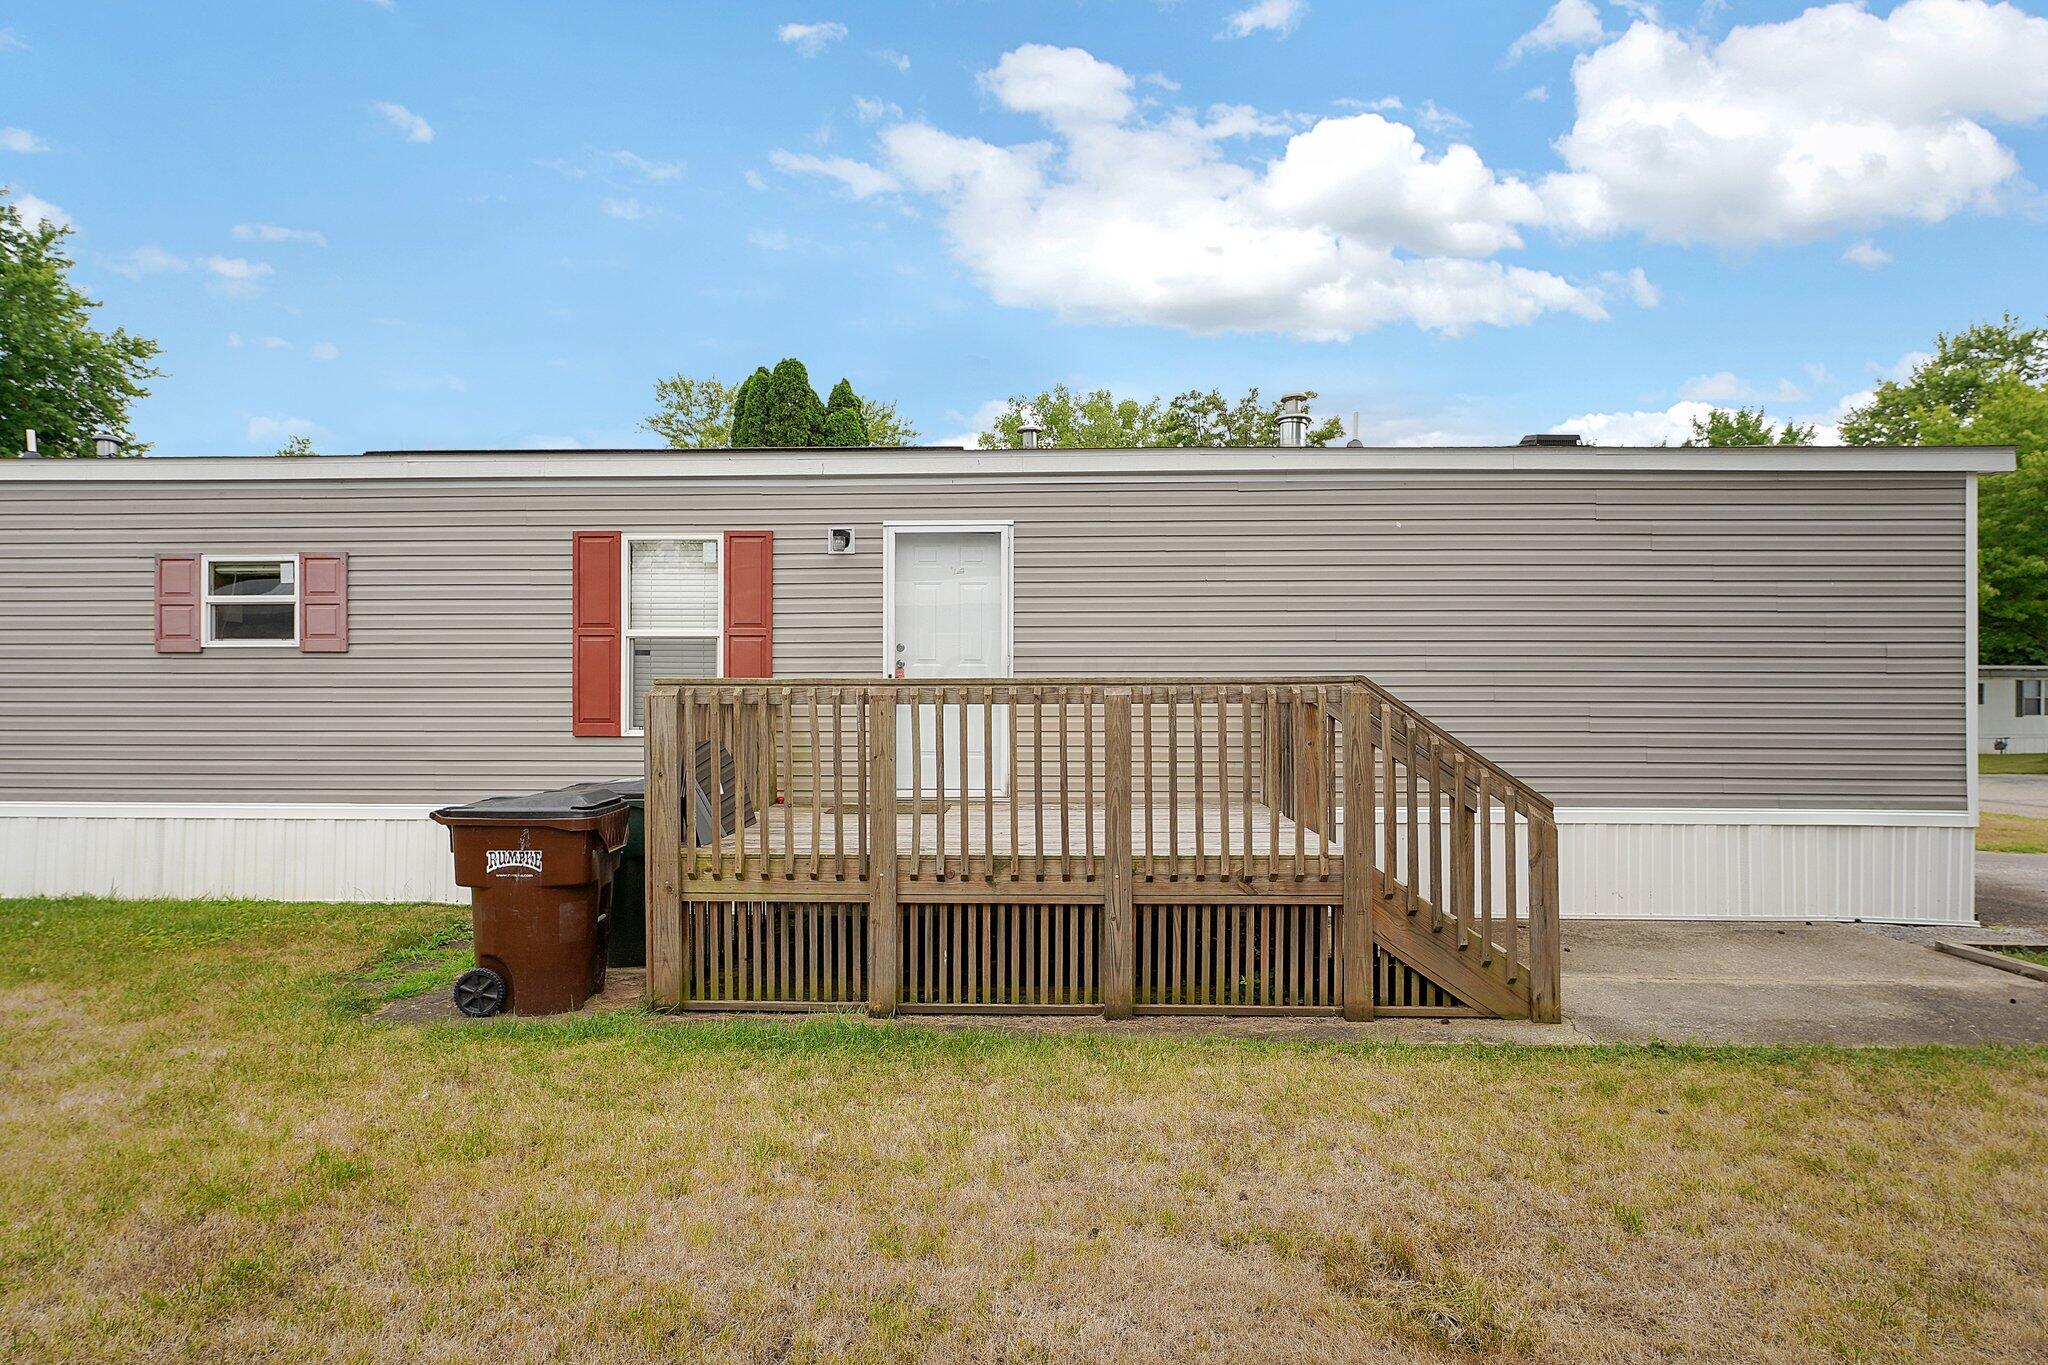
[
  {"left": 200, "top": 553, "right": 300, "bottom": 648},
  {"left": 2020, "top": 679, "right": 2045, "bottom": 718},
  {"left": 621, "top": 532, "right": 724, "bottom": 738}
]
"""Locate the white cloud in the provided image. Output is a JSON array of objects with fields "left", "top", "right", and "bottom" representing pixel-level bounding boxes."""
[
  {"left": 778, "top": 21, "right": 847, "bottom": 56},
  {"left": 601, "top": 196, "right": 650, "bottom": 220},
  {"left": 1543, "top": 0, "right": 2048, "bottom": 244},
  {"left": 1143, "top": 73, "right": 1181, "bottom": 92},
  {"left": 246, "top": 416, "right": 322, "bottom": 444},
  {"left": 226, "top": 331, "right": 244, "bottom": 348},
  {"left": 875, "top": 49, "right": 910, "bottom": 73},
  {"left": 13, "top": 192, "right": 67, "bottom": 229},
  {"left": 262, "top": 335, "right": 292, "bottom": 350},
  {"left": 1335, "top": 96, "right": 1403, "bottom": 113},
  {"left": 109, "top": 245, "right": 189, "bottom": 278},
  {"left": 1415, "top": 99, "right": 1468, "bottom": 133},
  {"left": 854, "top": 97, "right": 902, "bottom": 123},
  {"left": 372, "top": 101, "right": 434, "bottom": 143},
  {"left": 933, "top": 398, "right": 1010, "bottom": 449},
  {"left": 743, "top": 169, "right": 768, "bottom": 190},
  {"left": 1599, "top": 266, "right": 1660, "bottom": 307},
  {"left": 748, "top": 228, "right": 792, "bottom": 251},
  {"left": 1842, "top": 239, "right": 1891, "bottom": 268},
  {"left": 1522, "top": 85, "right": 1549, "bottom": 103},
  {"left": 1, "top": 126, "right": 47, "bottom": 153},
  {"left": 781, "top": 44, "right": 1602, "bottom": 340},
  {"left": 0, "top": 30, "right": 24, "bottom": 52},
  {"left": 768, "top": 149, "right": 900, "bottom": 198},
  {"left": 1556, "top": 400, "right": 1713, "bottom": 446},
  {"left": 608, "top": 148, "right": 684, "bottom": 181},
  {"left": 309, "top": 341, "right": 341, "bottom": 362},
  {"left": 231, "top": 223, "right": 328, "bottom": 246},
  {"left": 202, "top": 255, "right": 274, "bottom": 296},
  {"left": 1679, "top": 371, "right": 1746, "bottom": 402},
  {"left": 1507, "top": 0, "right": 1604, "bottom": 63},
  {"left": 1222, "top": 0, "right": 1308, "bottom": 39}
]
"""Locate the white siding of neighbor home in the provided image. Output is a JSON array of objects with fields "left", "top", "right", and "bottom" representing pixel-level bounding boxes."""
[
  {"left": 1977, "top": 674, "right": 2048, "bottom": 754},
  {"left": 0, "top": 467, "right": 1970, "bottom": 809}
]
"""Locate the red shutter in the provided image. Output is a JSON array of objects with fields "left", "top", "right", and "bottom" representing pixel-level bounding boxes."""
[
  {"left": 154, "top": 555, "right": 203, "bottom": 653},
  {"left": 299, "top": 553, "right": 349, "bottom": 653},
  {"left": 571, "top": 532, "right": 623, "bottom": 737},
  {"left": 724, "top": 531, "right": 773, "bottom": 678}
]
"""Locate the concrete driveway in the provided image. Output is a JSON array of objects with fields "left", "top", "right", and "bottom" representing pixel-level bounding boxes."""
[
  {"left": 1981, "top": 773, "right": 2048, "bottom": 818},
  {"left": 1561, "top": 920, "right": 2048, "bottom": 1045}
]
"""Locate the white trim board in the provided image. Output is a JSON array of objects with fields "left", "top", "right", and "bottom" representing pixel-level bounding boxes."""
[{"left": 0, "top": 446, "right": 2017, "bottom": 483}]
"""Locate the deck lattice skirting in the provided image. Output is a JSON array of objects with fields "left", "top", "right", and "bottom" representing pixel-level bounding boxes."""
[{"left": 642, "top": 677, "right": 1561, "bottom": 1022}]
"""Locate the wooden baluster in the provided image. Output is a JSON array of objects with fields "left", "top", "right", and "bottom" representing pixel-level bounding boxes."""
[
  {"left": 1380, "top": 703, "right": 1398, "bottom": 910},
  {"left": 759, "top": 689, "right": 775, "bottom": 881},
  {"left": 856, "top": 691, "right": 869, "bottom": 881},
  {"left": 1193, "top": 690, "right": 1207, "bottom": 879},
  {"left": 1058, "top": 689, "right": 1072, "bottom": 882},
  {"left": 806, "top": 688, "right": 822, "bottom": 880},
  {"left": 934, "top": 685, "right": 947, "bottom": 882},
  {"left": 1083, "top": 687, "right": 1097, "bottom": 873},
  {"left": 982, "top": 686, "right": 994, "bottom": 883},
  {"left": 831, "top": 688, "right": 846, "bottom": 880},
  {"left": 1167, "top": 692, "right": 1181, "bottom": 881},
  {"left": 1008, "top": 687, "right": 1021, "bottom": 882},
  {"left": 1142, "top": 690, "right": 1155, "bottom": 881},
  {"left": 1313, "top": 687, "right": 1328, "bottom": 883},
  {"left": 1238, "top": 689, "right": 1253, "bottom": 881},
  {"left": 1032, "top": 687, "right": 1044, "bottom": 883},
  {"left": 1451, "top": 753, "right": 1472, "bottom": 950},
  {"left": 910, "top": 688, "right": 924, "bottom": 881},
  {"left": 1503, "top": 786, "right": 1520, "bottom": 984},
  {"left": 1291, "top": 687, "right": 1307, "bottom": 881},
  {"left": 1430, "top": 738, "right": 1446, "bottom": 931},
  {"left": 1479, "top": 772, "right": 1494, "bottom": 969},
  {"left": 709, "top": 694, "right": 727, "bottom": 881},
  {"left": 1404, "top": 717, "right": 1419, "bottom": 913}
]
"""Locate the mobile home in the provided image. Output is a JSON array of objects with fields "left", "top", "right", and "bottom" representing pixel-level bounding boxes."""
[{"left": 0, "top": 441, "right": 2006, "bottom": 930}]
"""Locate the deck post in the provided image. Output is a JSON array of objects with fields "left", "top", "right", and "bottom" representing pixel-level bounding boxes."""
[
  {"left": 645, "top": 686, "right": 683, "bottom": 1009},
  {"left": 1340, "top": 685, "right": 1375, "bottom": 1021},
  {"left": 866, "top": 688, "right": 900, "bottom": 1017},
  {"left": 1103, "top": 688, "right": 1135, "bottom": 1018},
  {"left": 1528, "top": 814, "right": 1561, "bottom": 1023}
]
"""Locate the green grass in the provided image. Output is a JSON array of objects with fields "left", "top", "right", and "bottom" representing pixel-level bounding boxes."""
[
  {"left": 1979, "top": 810, "right": 2048, "bottom": 854},
  {"left": 1979, "top": 751, "right": 2048, "bottom": 775},
  {"left": 1, "top": 895, "right": 2045, "bottom": 1363},
  {"left": 1996, "top": 946, "right": 2048, "bottom": 969}
]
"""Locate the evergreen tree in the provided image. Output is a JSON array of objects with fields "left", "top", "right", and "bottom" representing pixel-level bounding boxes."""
[
  {"left": 754, "top": 358, "right": 826, "bottom": 447},
  {"left": 728, "top": 366, "right": 773, "bottom": 447},
  {"left": 820, "top": 378, "right": 869, "bottom": 446}
]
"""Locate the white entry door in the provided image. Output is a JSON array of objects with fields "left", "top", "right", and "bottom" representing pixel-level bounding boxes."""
[{"left": 887, "top": 527, "right": 1010, "bottom": 797}]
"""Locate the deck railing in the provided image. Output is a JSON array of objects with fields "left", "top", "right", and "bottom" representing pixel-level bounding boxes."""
[{"left": 643, "top": 677, "right": 1559, "bottom": 1021}]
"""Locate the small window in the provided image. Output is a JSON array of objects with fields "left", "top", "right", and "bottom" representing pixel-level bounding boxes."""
[
  {"left": 1978, "top": 682, "right": 1986, "bottom": 705},
  {"left": 203, "top": 556, "right": 297, "bottom": 646},
  {"left": 2020, "top": 680, "right": 2045, "bottom": 718},
  {"left": 624, "top": 536, "right": 721, "bottom": 732}
]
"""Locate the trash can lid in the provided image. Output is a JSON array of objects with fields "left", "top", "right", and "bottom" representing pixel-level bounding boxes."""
[
  {"left": 431, "top": 784, "right": 628, "bottom": 822},
  {"left": 605, "top": 776, "right": 645, "bottom": 800}
]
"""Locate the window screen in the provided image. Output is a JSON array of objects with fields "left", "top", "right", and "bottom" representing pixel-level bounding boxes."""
[
  {"left": 2021, "top": 680, "right": 2044, "bottom": 718},
  {"left": 623, "top": 537, "right": 721, "bottom": 732},
  {"left": 204, "top": 557, "right": 297, "bottom": 644},
  {"left": 630, "top": 638, "right": 719, "bottom": 731}
]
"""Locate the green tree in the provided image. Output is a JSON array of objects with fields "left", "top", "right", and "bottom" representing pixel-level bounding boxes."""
[
  {"left": 819, "top": 378, "right": 869, "bottom": 446},
  {"left": 1841, "top": 316, "right": 2048, "bottom": 663},
  {"left": 643, "top": 373, "right": 736, "bottom": 448},
  {"left": 728, "top": 366, "right": 773, "bottom": 447},
  {"left": 979, "top": 384, "right": 1342, "bottom": 448},
  {"left": 1683, "top": 406, "right": 1816, "bottom": 447},
  {"left": 276, "top": 435, "right": 317, "bottom": 457},
  {"left": 0, "top": 188, "right": 161, "bottom": 457},
  {"left": 1839, "top": 315, "right": 2048, "bottom": 446},
  {"left": 751, "top": 358, "right": 826, "bottom": 447},
  {"left": 858, "top": 395, "right": 919, "bottom": 446}
]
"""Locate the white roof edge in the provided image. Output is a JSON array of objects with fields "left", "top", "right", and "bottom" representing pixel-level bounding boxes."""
[{"left": 0, "top": 445, "right": 2017, "bottom": 481}]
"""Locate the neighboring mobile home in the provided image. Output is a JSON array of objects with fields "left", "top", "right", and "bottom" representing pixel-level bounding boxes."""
[
  {"left": 0, "top": 440, "right": 2010, "bottom": 923},
  {"left": 1979, "top": 665, "right": 2048, "bottom": 754}
]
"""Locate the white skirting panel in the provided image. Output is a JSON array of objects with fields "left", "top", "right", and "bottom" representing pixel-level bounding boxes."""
[
  {"left": 0, "top": 805, "right": 461, "bottom": 905},
  {"left": 0, "top": 804, "right": 1976, "bottom": 923},
  {"left": 1557, "top": 809, "right": 1976, "bottom": 925}
]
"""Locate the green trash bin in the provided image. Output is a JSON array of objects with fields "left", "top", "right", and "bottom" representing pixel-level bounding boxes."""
[{"left": 603, "top": 777, "right": 647, "bottom": 968}]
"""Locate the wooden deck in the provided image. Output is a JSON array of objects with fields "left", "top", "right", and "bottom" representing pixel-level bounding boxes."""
[{"left": 645, "top": 678, "right": 1561, "bottom": 1022}]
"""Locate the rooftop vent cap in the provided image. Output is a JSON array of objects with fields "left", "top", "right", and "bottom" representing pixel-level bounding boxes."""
[
  {"left": 92, "top": 429, "right": 121, "bottom": 458},
  {"left": 1518, "top": 433, "right": 1583, "bottom": 447},
  {"left": 20, "top": 428, "right": 38, "bottom": 459},
  {"left": 1277, "top": 392, "right": 1310, "bottom": 448},
  {"left": 1017, "top": 418, "right": 1044, "bottom": 450}
]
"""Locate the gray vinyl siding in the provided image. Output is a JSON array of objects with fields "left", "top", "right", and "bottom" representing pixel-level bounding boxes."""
[{"left": 0, "top": 469, "right": 1968, "bottom": 808}]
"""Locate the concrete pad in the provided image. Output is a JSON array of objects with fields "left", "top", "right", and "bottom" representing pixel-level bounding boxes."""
[
  {"left": 1976, "top": 852, "right": 2048, "bottom": 932},
  {"left": 1981, "top": 774, "right": 2048, "bottom": 818},
  {"left": 1561, "top": 920, "right": 2048, "bottom": 1045}
]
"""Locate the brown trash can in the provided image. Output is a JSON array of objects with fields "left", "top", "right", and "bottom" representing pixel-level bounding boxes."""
[{"left": 430, "top": 785, "right": 630, "bottom": 1017}]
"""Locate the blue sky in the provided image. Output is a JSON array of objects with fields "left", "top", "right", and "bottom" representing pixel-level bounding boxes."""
[{"left": 4, "top": 0, "right": 2046, "bottom": 453}]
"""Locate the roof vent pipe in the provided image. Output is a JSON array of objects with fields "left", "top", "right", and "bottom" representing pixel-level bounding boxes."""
[
  {"left": 1017, "top": 418, "right": 1044, "bottom": 450},
  {"left": 1277, "top": 392, "right": 1310, "bottom": 447},
  {"left": 93, "top": 429, "right": 121, "bottom": 458},
  {"left": 20, "top": 429, "right": 38, "bottom": 460}
]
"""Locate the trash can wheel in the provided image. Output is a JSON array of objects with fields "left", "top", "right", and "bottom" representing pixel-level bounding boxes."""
[{"left": 453, "top": 967, "right": 507, "bottom": 1018}]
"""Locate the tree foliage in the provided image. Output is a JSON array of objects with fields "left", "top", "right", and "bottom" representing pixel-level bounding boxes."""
[
  {"left": 649, "top": 361, "right": 914, "bottom": 448},
  {"left": 820, "top": 378, "right": 868, "bottom": 446},
  {"left": 1683, "top": 406, "right": 1815, "bottom": 447},
  {"left": 976, "top": 385, "right": 1343, "bottom": 448},
  {"left": 0, "top": 188, "right": 161, "bottom": 457},
  {"left": 1840, "top": 315, "right": 2048, "bottom": 663},
  {"left": 276, "top": 435, "right": 317, "bottom": 457}
]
